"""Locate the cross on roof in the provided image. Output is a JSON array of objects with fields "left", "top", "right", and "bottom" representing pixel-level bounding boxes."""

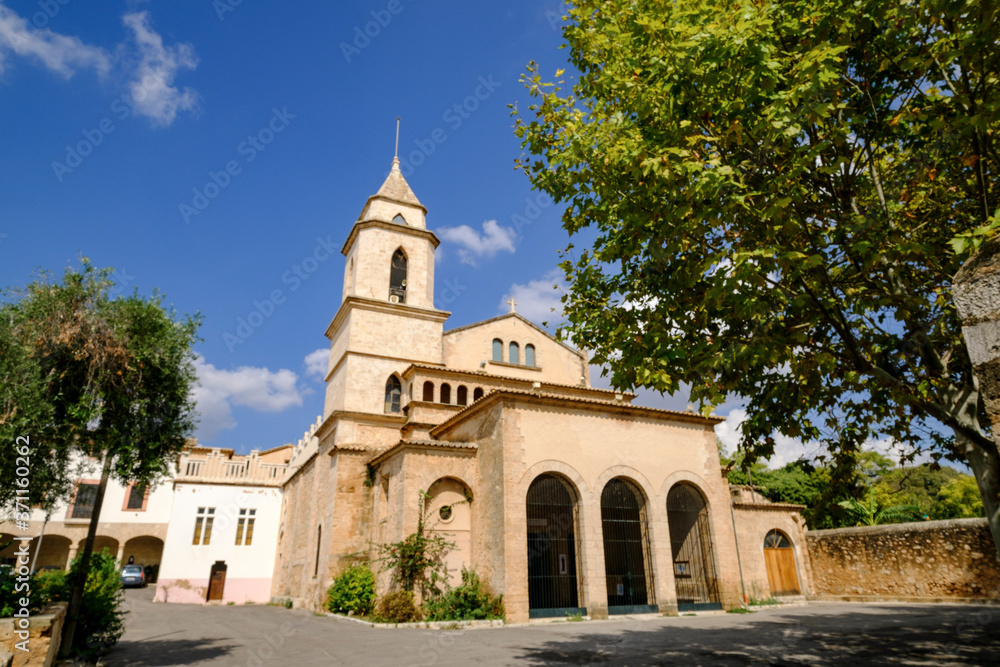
[{"left": 507, "top": 297, "right": 517, "bottom": 313}]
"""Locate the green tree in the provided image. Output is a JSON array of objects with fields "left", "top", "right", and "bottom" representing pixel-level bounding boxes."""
[
  {"left": 932, "top": 474, "right": 985, "bottom": 519},
  {"left": 513, "top": 0, "right": 1000, "bottom": 550},
  {"left": 838, "top": 488, "right": 923, "bottom": 526},
  {"left": 0, "top": 262, "right": 199, "bottom": 658}
]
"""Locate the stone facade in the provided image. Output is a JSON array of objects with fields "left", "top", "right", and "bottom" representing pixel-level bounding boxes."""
[
  {"left": 806, "top": 518, "right": 1000, "bottom": 600},
  {"left": 272, "top": 158, "right": 810, "bottom": 622}
]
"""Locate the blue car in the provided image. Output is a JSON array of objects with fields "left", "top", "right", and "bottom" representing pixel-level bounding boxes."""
[{"left": 121, "top": 564, "right": 146, "bottom": 588}]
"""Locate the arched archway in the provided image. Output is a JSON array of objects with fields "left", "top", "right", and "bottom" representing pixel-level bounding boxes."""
[
  {"left": 601, "top": 477, "right": 656, "bottom": 614},
  {"left": 424, "top": 478, "right": 472, "bottom": 587},
  {"left": 763, "top": 529, "right": 801, "bottom": 596},
  {"left": 423, "top": 381, "right": 435, "bottom": 402},
  {"left": 526, "top": 474, "right": 584, "bottom": 618},
  {"left": 667, "top": 483, "right": 722, "bottom": 611},
  {"left": 31, "top": 535, "right": 71, "bottom": 571},
  {"left": 123, "top": 536, "right": 164, "bottom": 583},
  {"left": 80, "top": 536, "right": 120, "bottom": 562}
]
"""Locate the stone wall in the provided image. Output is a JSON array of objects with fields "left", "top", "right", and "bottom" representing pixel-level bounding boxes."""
[
  {"left": 806, "top": 518, "right": 1000, "bottom": 600},
  {"left": 0, "top": 603, "right": 66, "bottom": 667}
]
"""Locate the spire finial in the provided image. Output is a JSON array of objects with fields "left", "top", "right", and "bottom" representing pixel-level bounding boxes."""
[
  {"left": 507, "top": 297, "right": 518, "bottom": 313},
  {"left": 394, "top": 117, "right": 401, "bottom": 160}
]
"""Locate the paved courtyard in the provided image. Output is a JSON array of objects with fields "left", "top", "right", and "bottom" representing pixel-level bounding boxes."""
[{"left": 104, "top": 588, "right": 1000, "bottom": 666}]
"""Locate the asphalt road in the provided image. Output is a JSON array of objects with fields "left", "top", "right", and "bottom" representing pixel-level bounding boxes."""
[{"left": 103, "top": 588, "right": 1000, "bottom": 666}]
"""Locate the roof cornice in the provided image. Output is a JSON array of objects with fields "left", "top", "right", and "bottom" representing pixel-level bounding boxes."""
[
  {"left": 430, "top": 389, "right": 723, "bottom": 438},
  {"left": 341, "top": 220, "right": 440, "bottom": 257},
  {"left": 325, "top": 296, "right": 451, "bottom": 340}
]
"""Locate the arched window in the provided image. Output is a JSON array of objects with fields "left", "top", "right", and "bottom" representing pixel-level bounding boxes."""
[
  {"left": 440, "top": 383, "right": 451, "bottom": 404},
  {"left": 492, "top": 339, "right": 503, "bottom": 362},
  {"left": 457, "top": 385, "right": 468, "bottom": 406},
  {"left": 509, "top": 342, "right": 520, "bottom": 365},
  {"left": 473, "top": 387, "right": 484, "bottom": 401},
  {"left": 392, "top": 214, "right": 407, "bottom": 226},
  {"left": 314, "top": 525, "right": 322, "bottom": 577},
  {"left": 384, "top": 375, "right": 401, "bottom": 413},
  {"left": 423, "top": 381, "right": 434, "bottom": 402},
  {"left": 389, "top": 248, "right": 407, "bottom": 303},
  {"left": 525, "top": 344, "right": 536, "bottom": 367}
]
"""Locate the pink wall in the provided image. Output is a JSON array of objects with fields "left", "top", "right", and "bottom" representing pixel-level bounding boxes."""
[{"left": 155, "top": 577, "right": 273, "bottom": 605}]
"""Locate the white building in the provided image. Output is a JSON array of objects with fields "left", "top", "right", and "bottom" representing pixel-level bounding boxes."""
[{"left": 154, "top": 445, "right": 289, "bottom": 604}]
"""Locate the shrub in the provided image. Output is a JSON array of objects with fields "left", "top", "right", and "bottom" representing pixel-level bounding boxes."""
[
  {"left": 326, "top": 564, "right": 375, "bottom": 616},
  {"left": 374, "top": 590, "right": 423, "bottom": 623},
  {"left": 0, "top": 567, "right": 68, "bottom": 617},
  {"left": 423, "top": 568, "right": 504, "bottom": 622},
  {"left": 66, "top": 549, "right": 127, "bottom": 659}
]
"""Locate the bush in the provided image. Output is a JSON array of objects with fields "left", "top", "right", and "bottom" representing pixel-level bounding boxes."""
[
  {"left": 326, "top": 564, "right": 375, "bottom": 616},
  {"left": 0, "top": 567, "right": 68, "bottom": 617},
  {"left": 374, "top": 590, "right": 423, "bottom": 623},
  {"left": 423, "top": 568, "right": 504, "bottom": 622},
  {"left": 66, "top": 549, "right": 127, "bottom": 659}
]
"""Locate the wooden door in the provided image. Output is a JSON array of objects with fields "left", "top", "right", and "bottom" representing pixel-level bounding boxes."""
[
  {"left": 763, "top": 530, "right": 800, "bottom": 596},
  {"left": 207, "top": 561, "right": 227, "bottom": 601}
]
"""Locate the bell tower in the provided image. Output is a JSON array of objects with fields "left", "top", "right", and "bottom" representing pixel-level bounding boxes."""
[{"left": 323, "top": 158, "right": 448, "bottom": 418}]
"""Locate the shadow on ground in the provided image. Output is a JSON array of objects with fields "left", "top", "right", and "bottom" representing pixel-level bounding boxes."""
[
  {"left": 515, "top": 605, "right": 1000, "bottom": 666},
  {"left": 102, "top": 637, "right": 240, "bottom": 666}
]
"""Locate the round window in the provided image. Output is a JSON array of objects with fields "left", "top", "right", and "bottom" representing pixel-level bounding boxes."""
[{"left": 438, "top": 505, "right": 453, "bottom": 522}]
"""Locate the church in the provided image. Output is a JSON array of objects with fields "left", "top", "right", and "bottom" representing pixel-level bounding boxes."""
[{"left": 269, "top": 158, "right": 812, "bottom": 622}]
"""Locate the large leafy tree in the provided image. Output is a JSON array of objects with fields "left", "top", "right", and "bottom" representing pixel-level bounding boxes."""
[
  {"left": 0, "top": 262, "right": 199, "bottom": 657},
  {"left": 513, "top": 0, "right": 1000, "bottom": 548}
]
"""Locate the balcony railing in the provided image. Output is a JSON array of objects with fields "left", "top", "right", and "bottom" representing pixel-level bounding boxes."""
[{"left": 175, "top": 450, "right": 287, "bottom": 486}]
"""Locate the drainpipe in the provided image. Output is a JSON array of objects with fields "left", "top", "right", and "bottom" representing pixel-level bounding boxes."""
[{"left": 729, "top": 498, "right": 748, "bottom": 607}]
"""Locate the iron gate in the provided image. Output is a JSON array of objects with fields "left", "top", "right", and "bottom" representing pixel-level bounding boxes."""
[
  {"left": 667, "top": 484, "right": 722, "bottom": 611},
  {"left": 526, "top": 474, "right": 584, "bottom": 618},
  {"left": 601, "top": 478, "right": 657, "bottom": 614}
]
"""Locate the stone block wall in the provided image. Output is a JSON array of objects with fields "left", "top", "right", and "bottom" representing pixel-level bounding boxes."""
[
  {"left": 806, "top": 518, "right": 1000, "bottom": 600},
  {"left": 0, "top": 603, "right": 66, "bottom": 667}
]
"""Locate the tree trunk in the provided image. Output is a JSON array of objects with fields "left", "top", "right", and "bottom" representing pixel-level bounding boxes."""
[
  {"left": 963, "top": 433, "right": 1000, "bottom": 558},
  {"left": 58, "top": 452, "right": 113, "bottom": 659}
]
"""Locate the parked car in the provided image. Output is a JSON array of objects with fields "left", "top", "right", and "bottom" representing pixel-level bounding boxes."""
[{"left": 121, "top": 564, "right": 145, "bottom": 588}]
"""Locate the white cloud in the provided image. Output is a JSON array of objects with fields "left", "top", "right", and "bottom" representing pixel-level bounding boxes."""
[
  {"left": 304, "top": 348, "right": 329, "bottom": 379},
  {"left": 501, "top": 268, "right": 566, "bottom": 324},
  {"left": 0, "top": 5, "right": 198, "bottom": 126},
  {"left": 0, "top": 3, "right": 111, "bottom": 77},
  {"left": 715, "top": 408, "right": 818, "bottom": 468},
  {"left": 192, "top": 355, "right": 303, "bottom": 441},
  {"left": 122, "top": 12, "right": 199, "bottom": 126},
  {"left": 436, "top": 220, "right": 517, "bottom": 266}
]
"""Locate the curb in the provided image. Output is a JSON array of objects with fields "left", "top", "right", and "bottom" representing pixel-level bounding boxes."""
[{"left": 326, "top": 613, "right": 504, "bottom": 630}]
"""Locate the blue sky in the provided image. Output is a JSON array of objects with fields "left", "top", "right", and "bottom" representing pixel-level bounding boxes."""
[{"left": 0, "top": 0, "right": 844, "bottom": 465}]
